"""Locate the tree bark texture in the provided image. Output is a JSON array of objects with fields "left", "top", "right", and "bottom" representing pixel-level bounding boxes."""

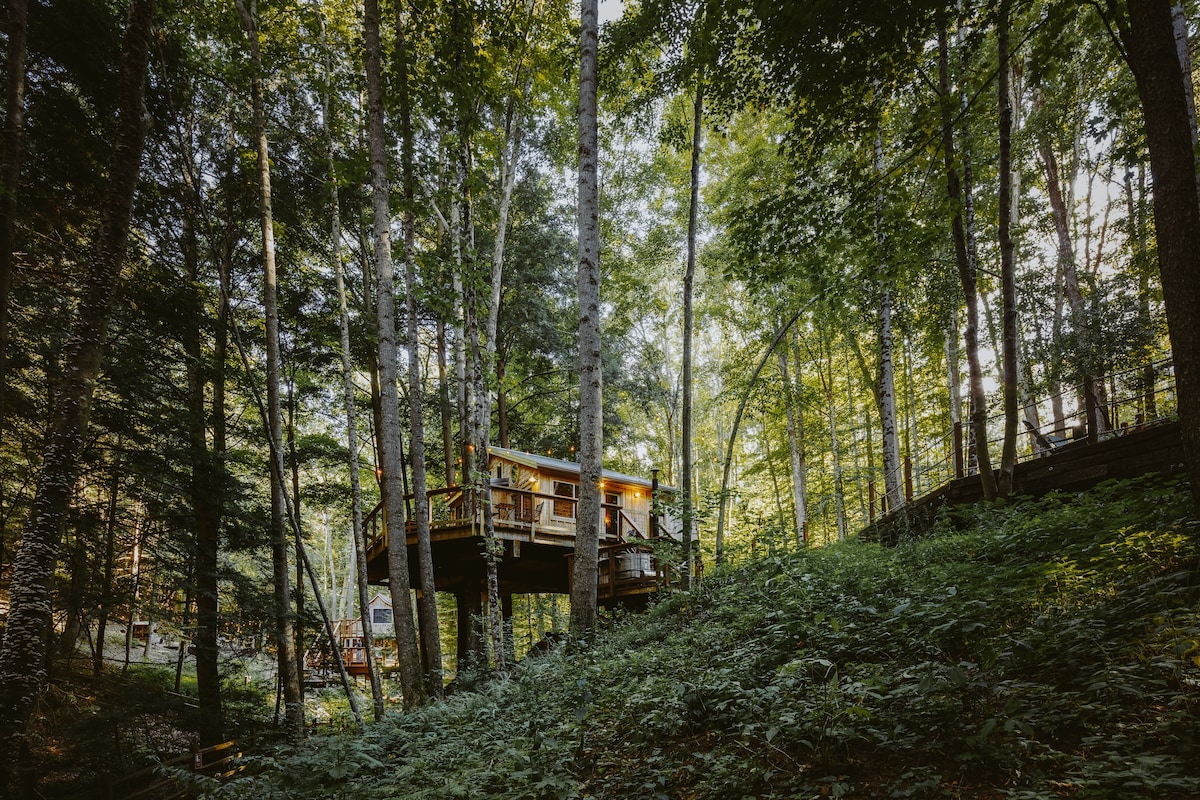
[
  {"left": 680, "top": 78, "right": 703, "bottom": 584},
  {"left": 0, "top": 0, "right": 154, "bottom": 788},
  {"left": 396, "top": 0, "right": 443, "bottom": 696},
  {"left": 235, "top": 0, "right": 304, "bottom": 738},
  {"left": 364, "top": 0, "right": 424, "bottom": 705},
  {"left": 938, "top": 12, "right": 997, "bottom": 500},
  {"left": 1112, "top": 0, "right": 1200, "bottom": 513},
  {"left": 571, "top": 0, "right": 602, "bottom": 636},
  {"left": 997, "top": 0, "right": 1020, "bottom": 496},
  {"left": 778, "top": 349, "right": 807, "bottom": 546},
  {"left": 873, "top": 129, "right": 904, "bottom": 511}
]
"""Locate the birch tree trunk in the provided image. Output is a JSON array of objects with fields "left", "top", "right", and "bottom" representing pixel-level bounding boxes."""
[
  {"left": 363, "top": 0, "right": 424, "bottom": 705},
  {"left": 945, "top": 322, "right": 964, "bottom": 477},
  {"left": 571, "top": 0, "right": 602, "bottom": 635},
  {"left": 396, "top": 0, "right": 443, "bottom": 695},
  {"left": 873, "top": 129, "right": 904, "bottom": 511},
  {"left": 825, "top": 342, "right": 847, "bottom": 540},
  {"left": 778, "top": 349, "right": 807, "bottom": 546},
  {"left": 0, "top": 0, "right": 154, "bottom": 788}
]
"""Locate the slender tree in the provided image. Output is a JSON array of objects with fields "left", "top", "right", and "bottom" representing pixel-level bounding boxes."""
[
  {"left": 570, "top": 0, "right": 601, "bottom": 636},
  {"left": 937, "top": 9, "right": 996, "bottom": 500},
  {"left": 364, "top": 0, "right": 424, "bottom": 704},
  {"left": 873, "top": 127, "right": 904, "bottom": 511},
  {"left": 997, "top": 0, "right": 1019, "bottom": 495},
  {"left": 313, "top": 0, "right": 386, "bottom": 719},
  {"left": 395, "top": 0, "right": 443, "bottom": 696},
  {"left": 234, "top": 0, "right": 304, "bottom": 738},
  {"left": 680, "top": 77, "right": 703, "bottom": 583}
]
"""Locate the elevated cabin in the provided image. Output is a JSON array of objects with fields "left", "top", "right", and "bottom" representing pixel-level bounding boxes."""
[{"left": 364, "top": 447, "right": 678, "bottom": 651}]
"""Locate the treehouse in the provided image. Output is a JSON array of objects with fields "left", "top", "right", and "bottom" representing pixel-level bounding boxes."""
[{"left": 363, "top": 446, "right": 679, "bottom": 657}]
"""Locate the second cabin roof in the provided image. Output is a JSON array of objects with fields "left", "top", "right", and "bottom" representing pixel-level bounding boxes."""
[{"left": 489, "top": 445, "right": 675, "bottom": 492}]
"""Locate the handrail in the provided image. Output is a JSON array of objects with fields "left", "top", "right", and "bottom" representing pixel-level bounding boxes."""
[
  {"left": 866, "top": 357, "right": 1177, "bottom": 519},
  {"left": 364, "top": 481, "right": 656, "bottom": 555}
]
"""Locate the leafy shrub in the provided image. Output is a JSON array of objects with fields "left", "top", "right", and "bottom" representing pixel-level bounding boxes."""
[{"left": 228, "top": 476, "right": 1200, "bottom": 799}]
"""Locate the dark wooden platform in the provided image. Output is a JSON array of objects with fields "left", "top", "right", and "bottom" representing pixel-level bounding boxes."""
[{"left": 860, "top": 418, "right": 1187, "bottom": 545}]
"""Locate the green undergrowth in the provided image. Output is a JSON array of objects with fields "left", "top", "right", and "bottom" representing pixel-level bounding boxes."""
[{"left": 216, "top": 475, "right": 1200, "bottom": 799}]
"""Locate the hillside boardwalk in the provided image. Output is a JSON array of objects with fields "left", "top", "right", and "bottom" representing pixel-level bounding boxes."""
[{"left": 860, "top": 417, "right": 1186, "bottom": 544}]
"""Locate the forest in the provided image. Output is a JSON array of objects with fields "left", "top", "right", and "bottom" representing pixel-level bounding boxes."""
[{"left": 0, "top": 0, "right": 1198, "bottom": 795}]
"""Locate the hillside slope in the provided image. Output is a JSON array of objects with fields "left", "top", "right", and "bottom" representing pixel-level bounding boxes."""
[{"left": 227, "top": 475, "right": 1200, "bottom": 799}]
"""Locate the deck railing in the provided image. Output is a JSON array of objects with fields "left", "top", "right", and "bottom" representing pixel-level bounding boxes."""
[
  {"left": 867, "top": 358, "right": 1177, "bottom": 520},
  {"left": 365, "top": 483, "right": 652, "bottom": 558}
]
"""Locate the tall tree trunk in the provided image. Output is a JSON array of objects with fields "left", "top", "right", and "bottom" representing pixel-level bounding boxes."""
[
  {"left": 570, "top": 0, "right": 602, "bottom": 636},
  {"left": 395, "top": 0, "right": 443, "bottom": 696},
  {"left": 680, "top": 78, "right": 702, "bottom": 580},
  {"left": 945, "top": 321, "right": 964, "bottom": 477},
  {"left": 778, "top": 349, "right": 807, "bottom": 546},
  {"left": 363, "top": 0, "right": 424, "bottom": 706},
  {"left": 938, "top": 11, "right": 997, "bottom": 500},
  {"left": 0, "top": 0, "right": 27, "bottom": 430},
  {"left": 824, "top": 341, "right": 847, "bottom": 540},
  {"left": 234, "top": 0, "right": 304, "bottom": 738},
  {"left": 315, "top": 0, "right": 385, "bottom": 721},
  {"left": 183, "top": 139, "right": 224, "bottom": 746},
  {"left": 94, "top": 468, "right": 120, "bottom": 677},
  {"left": 0, "top": 0, "right": 154, "bottom": 788},
  {"left": 997, "top": 0, "right": 1019, "bottom": 495},
  {"left": 438, "top": 319, "right": 455, "bottom": 486},
  {"left": 1109, "top": 0, "right": 1200, "bottom": 513},
  {"left": 1034, "top": 92, "right": 1109, "bottom": 439},
  {"left": 873, "top": 129, "right": 905, "bottom": 511}
]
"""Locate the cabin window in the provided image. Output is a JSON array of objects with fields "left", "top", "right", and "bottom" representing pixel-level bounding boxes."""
[
  {"left": 604, "top": 490, "right": 621, "bottom": 506},
  {"left": 372, "top": 608, "right": 393, "bottom": 625},
  {"left": 552, "top": 480, "right": 577, "bottom": 519}
]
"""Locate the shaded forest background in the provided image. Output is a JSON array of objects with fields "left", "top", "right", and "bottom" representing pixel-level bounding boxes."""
[{"left": 0, "top": 0, "right": 1198, "bottom": 794}]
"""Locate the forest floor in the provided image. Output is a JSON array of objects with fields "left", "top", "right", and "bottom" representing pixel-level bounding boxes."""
[{"left": 27, "top": 473, "right": 1200, "bottom": 799}]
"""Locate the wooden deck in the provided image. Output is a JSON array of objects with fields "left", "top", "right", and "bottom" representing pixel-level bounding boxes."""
[
  {"left": 364, "top": 483, "right": 664, "bottom": 608},
  {"left": 860, "top": 417, "right": 1186, "bottom": 545}
]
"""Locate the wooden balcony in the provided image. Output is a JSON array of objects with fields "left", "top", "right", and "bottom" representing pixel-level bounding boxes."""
[{"left": 364, "top": 482, "right": 666, "bottom": 607}]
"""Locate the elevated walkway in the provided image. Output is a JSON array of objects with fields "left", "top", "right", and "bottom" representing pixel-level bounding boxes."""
[{"left": 859, "top": 418, "right": 1186, "bottom": 544}]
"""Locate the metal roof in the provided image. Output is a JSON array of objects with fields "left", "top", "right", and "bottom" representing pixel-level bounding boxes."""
[{"left": 488, "top": 445, "right": 674, "bottom": 491}]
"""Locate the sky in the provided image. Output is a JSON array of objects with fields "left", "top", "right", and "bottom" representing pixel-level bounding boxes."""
[{"left": 599, "top": 0, "right": 625, "bottom": 24}]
